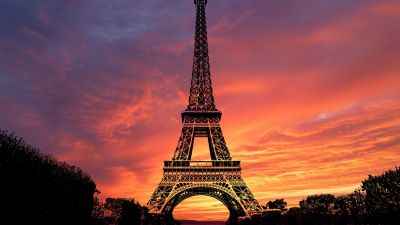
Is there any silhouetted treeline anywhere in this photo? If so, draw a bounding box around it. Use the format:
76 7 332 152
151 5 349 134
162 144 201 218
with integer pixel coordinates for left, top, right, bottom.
0 130 178 225
92 198 142 225
91 197 180 225
239 167 400 225
0 130 97 225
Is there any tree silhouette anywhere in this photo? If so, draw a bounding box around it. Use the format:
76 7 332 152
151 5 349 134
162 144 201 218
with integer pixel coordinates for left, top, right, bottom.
333 190 366 224
362 167 400 224
266 198 288 211
0 130 97 225
284 207 302 225
299 194 335 225
103 198 142 225
91 197 181 225
300 194 335 215
346 189 366 224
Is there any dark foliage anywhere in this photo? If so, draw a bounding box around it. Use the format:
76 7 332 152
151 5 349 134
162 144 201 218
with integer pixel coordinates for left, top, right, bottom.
92 197 142 225
237 167 400 225
91 197 180 225
299 194 335 216
362 167 400 224
333 189 366 224
266 199 287 211
299 194 335 224
283 207 302 225
105 198 142 225
0 130 97 225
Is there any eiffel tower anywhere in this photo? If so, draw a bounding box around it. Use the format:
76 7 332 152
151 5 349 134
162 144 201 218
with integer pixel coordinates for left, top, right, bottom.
147 0 263 218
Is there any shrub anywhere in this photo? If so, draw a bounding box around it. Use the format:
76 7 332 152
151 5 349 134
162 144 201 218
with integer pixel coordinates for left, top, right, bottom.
0 130 97 225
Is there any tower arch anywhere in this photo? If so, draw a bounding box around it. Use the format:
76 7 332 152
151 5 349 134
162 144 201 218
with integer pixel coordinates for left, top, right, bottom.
161 185 247 217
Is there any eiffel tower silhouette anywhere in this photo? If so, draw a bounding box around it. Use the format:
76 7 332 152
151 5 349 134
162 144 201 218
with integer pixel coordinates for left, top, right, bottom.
147 0 263 218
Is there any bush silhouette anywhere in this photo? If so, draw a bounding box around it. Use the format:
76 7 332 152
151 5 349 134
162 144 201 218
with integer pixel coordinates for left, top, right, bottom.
266 198 287 211
0 130 97 225
299 194 335 225
91 197 181 225
333 189 366 224
362 167 400 224
103 198 142 225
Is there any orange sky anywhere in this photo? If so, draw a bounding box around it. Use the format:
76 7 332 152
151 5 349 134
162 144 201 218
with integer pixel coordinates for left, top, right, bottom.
1 0 400 221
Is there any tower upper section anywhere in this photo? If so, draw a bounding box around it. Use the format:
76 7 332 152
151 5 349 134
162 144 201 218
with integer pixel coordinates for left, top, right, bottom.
194 0 207 6
186 0 217 112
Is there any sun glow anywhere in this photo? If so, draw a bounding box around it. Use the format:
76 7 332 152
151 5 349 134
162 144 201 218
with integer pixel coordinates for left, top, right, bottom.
173 196 229 221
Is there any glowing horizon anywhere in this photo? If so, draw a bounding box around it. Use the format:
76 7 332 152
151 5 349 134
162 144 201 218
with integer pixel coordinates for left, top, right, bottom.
1 0 400 221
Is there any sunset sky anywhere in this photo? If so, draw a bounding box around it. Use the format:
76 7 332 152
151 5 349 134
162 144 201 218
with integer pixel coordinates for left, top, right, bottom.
1 0 400 221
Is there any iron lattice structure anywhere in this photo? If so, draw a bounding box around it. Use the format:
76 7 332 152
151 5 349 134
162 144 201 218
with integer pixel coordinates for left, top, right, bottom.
147 0 263 218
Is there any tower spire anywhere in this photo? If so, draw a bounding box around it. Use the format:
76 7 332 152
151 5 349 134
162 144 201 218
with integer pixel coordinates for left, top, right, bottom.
187 0 216 111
